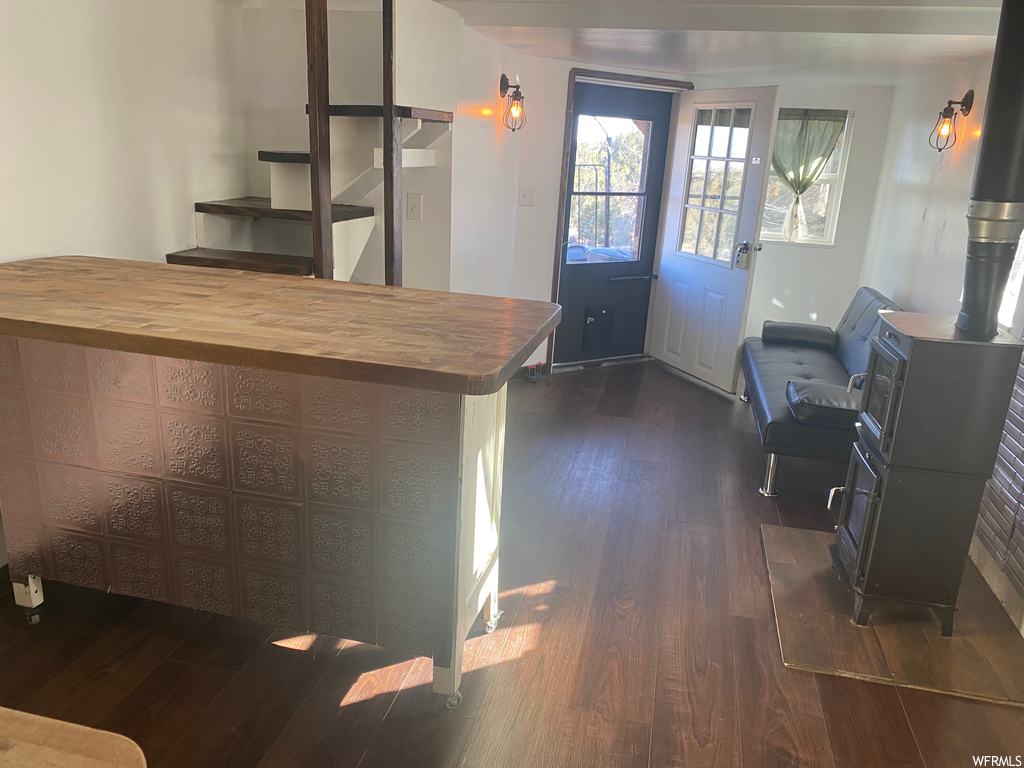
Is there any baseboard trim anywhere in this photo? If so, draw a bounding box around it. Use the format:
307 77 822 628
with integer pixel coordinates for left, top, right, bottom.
970 535 1024 640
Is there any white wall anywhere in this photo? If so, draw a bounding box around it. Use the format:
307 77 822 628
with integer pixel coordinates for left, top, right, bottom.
449 27 523 296
0 0 248 266
860 55 994 313
734 83 895 337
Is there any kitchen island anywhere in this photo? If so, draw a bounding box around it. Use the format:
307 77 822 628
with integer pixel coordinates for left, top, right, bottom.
0 255 560 706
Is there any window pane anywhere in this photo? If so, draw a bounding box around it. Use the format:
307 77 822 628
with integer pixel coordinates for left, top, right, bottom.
710 109 732 158
730 108 751 158
567 193 644 262
723 162 744 212
680 207 700 253
716 213 737 261
800 181 831 239
688 160 707 205
693 109 713 156
574 115 652 194
704 161 726 209
821 124 846 175
762 174 793 237
697 210 719 258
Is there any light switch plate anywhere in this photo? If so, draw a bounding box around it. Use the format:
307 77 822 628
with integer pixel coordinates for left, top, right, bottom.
518 186 535 207
407 192 423 221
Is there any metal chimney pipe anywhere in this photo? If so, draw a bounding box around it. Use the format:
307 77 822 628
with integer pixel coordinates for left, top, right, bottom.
956 0 1024 338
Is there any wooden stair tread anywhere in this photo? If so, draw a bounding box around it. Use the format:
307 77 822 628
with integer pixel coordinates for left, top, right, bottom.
166 248 314 276
193 196 374 223
306 104 453 123
257 150 311 164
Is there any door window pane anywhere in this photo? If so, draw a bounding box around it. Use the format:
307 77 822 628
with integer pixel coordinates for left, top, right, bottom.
687 160 707 205
567 194 645 262
710 109 732 158
697 210 719 259
723 162 744 212
574 115 652 194
716 213 737 262
680 207 700 253
693 109 713 156
704 161 726 208
730 108 751 158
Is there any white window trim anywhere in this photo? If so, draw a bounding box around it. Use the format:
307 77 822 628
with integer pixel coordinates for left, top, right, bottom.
761 111 855 247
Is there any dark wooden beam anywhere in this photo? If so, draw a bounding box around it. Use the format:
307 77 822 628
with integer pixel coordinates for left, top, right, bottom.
382 0 402 287
305 0 333 280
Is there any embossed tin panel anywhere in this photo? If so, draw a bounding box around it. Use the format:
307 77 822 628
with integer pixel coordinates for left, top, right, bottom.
19 339 88 396
235 495 303 569
303 431 376 511
241 566 305 629
229 422 302 501
4 519 49 581
47 529 108 590
28 393 96 467
380 441 459 522
160 412 229 488
165 483 233 557
300 376 377 435
227 367 300 425
308 575 376 644
100 474 167 545
0 389 34 458
86 349 156 405
94 403 162 477
307 505 375 583
37 463 102 534
380 387 459 447
110 541 171 602
0 456 40 521
156 357 225 415
0 337 22 388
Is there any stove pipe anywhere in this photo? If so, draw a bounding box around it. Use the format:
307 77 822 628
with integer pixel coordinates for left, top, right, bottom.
955 0 1024 338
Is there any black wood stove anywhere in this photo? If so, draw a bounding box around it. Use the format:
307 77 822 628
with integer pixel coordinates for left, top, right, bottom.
829 312 1021 635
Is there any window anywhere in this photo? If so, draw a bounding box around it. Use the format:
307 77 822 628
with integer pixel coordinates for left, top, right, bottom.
762 112 853 246
567 115 653 264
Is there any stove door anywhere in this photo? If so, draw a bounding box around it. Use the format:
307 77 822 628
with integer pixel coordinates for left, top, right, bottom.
860 337 905 459
835 441 882 588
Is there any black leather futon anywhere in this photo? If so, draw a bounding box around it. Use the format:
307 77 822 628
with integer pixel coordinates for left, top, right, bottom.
739 286 902 496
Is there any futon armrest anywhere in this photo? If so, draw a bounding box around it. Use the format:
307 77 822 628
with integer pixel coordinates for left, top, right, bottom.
762 321 836 350
786 380 862 429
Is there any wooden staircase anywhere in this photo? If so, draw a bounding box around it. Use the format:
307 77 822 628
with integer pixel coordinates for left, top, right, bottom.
167 104 451 280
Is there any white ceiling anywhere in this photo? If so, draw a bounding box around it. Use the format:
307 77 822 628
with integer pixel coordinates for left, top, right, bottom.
440 0 999 84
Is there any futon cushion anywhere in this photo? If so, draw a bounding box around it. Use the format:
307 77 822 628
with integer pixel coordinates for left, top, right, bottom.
786 380 862 429
740 339 857 460
762 321 836 351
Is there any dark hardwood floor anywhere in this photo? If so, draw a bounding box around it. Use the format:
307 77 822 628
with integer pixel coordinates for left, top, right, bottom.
1 360 1022 767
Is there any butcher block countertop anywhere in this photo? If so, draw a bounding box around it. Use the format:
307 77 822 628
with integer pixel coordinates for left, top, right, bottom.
0 256 561 395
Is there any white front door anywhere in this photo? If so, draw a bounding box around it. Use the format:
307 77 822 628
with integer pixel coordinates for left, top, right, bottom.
650 86 780 393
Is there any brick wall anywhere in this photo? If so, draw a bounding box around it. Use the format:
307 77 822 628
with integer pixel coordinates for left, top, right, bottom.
976 354 1024 600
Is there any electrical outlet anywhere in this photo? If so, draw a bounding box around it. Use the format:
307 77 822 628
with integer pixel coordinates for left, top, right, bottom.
406 192 423 221
518 186 535 207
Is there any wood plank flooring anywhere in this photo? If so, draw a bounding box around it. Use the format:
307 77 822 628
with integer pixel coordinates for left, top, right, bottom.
1 360 1022 767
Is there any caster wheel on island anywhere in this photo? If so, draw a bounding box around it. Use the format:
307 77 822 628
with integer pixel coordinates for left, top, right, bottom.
445 691 463 710
484 609 504 634
25 609 41 626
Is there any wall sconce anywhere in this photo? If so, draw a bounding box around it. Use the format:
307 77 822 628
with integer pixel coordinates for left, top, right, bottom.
929 90 974 152
500 73 526 133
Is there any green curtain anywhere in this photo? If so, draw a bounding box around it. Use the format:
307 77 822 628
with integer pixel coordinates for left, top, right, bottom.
770 108 848 240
